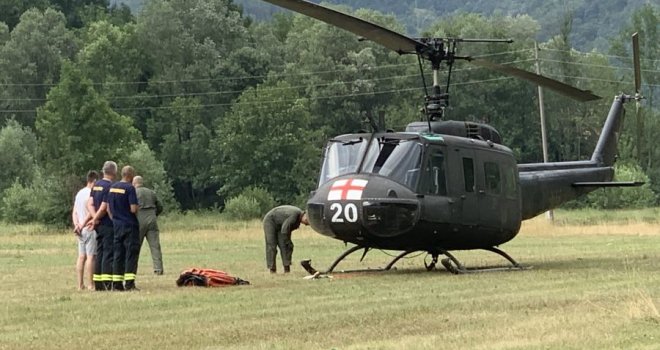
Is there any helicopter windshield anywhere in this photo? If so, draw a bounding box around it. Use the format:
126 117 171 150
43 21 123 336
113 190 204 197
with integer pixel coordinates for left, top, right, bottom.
319 138 369 185
362 139 423 189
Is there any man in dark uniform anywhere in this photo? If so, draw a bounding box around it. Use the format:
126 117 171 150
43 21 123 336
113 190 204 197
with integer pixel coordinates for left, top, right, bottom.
87 161 117 291
132 175 164 275
263 205 309 273
105 165 140 291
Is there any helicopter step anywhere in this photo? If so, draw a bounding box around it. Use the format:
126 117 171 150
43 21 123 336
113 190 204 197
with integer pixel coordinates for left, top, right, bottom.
432 247 531 274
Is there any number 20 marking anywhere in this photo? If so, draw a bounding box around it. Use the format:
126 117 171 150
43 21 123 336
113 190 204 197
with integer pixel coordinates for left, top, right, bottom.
330 203 358 223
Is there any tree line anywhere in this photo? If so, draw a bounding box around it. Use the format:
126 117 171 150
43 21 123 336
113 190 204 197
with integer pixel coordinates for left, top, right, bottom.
0 0 658 225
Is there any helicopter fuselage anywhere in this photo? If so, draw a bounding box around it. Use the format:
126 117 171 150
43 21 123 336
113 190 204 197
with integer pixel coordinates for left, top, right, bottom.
307 131 522 251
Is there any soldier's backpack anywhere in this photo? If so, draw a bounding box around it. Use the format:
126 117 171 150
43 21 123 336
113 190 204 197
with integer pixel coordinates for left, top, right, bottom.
176 268 250 287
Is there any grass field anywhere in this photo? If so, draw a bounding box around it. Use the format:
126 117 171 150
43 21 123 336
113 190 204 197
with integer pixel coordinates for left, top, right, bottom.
1 209 660 349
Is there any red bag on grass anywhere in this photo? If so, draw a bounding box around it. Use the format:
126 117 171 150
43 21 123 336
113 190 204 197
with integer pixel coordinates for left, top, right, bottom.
176 268 250 287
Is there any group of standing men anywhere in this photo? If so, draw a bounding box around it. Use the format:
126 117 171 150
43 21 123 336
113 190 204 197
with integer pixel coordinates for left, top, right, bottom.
72 161 163 291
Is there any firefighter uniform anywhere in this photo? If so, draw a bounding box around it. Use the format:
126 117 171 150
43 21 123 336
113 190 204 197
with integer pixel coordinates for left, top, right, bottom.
135 186 164 274
90 178 114 291
263 205 303 272
106 181 140 291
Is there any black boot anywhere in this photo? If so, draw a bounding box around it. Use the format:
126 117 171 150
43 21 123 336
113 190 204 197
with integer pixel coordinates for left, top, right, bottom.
124 281 139 291
284 266 291 273
112 281 125 291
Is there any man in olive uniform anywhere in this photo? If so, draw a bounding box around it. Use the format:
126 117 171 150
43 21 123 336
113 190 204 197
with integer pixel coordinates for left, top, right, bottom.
263 205 309 273
132 175 164 275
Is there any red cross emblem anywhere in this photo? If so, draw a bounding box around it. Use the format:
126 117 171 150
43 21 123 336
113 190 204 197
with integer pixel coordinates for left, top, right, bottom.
327 179 368 200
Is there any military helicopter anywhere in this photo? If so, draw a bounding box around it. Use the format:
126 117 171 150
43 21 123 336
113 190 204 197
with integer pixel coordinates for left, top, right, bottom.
262 0 645 274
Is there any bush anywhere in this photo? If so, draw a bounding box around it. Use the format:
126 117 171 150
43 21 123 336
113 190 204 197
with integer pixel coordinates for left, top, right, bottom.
223 194 262 221
1 180 40 223
239 186 276 217
223 187 276 221
585 162 656 209
1 171 80 226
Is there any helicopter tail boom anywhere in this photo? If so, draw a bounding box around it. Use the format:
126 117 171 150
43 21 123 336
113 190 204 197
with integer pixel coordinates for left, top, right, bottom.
518 95 629 219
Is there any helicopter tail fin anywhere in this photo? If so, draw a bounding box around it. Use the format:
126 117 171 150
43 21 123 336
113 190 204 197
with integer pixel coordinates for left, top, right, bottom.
590 95 626 167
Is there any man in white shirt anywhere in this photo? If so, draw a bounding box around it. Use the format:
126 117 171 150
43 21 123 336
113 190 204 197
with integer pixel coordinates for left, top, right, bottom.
72 170 99 290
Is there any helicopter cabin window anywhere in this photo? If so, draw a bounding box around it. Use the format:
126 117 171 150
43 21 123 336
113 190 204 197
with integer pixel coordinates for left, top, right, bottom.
484 162 501 194
361 138 423 189
319 138 368 185
422 148 447 196
462 157 475 192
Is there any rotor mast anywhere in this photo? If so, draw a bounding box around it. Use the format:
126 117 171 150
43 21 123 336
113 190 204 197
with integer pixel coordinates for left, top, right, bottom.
417 38 513 122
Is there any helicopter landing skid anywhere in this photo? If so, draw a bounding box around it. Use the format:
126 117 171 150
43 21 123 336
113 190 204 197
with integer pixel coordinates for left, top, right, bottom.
436 247 531 274
300 246 419 275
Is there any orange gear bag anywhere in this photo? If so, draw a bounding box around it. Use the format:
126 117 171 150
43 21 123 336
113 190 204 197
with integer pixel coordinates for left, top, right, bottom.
176 268 250 287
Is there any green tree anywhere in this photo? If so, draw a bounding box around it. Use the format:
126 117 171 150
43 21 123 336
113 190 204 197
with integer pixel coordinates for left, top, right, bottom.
0 8 76 127
36 61 138 176
132 0 267 208
0 119 38 193
76 20 149 130
280 7 417 138
213 81 321 203
0 0 50 30
426 13 545 162
153 97 216 208
124 142 179 212
610 4 659 198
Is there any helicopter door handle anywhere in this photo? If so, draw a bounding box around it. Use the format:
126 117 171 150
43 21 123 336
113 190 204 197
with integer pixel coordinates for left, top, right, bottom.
478 190 485 194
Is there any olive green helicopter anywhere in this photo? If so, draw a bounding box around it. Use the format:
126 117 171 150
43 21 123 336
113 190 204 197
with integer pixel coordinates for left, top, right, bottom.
262 0 645 275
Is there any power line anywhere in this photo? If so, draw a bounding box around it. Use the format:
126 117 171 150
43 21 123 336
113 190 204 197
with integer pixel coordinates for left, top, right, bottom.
0 74 421 102
0 63 414 88
545 73 660 87
542 48 660 64
539 58 660 73
0 50 534 88
0 59 533 102
0 75 514 114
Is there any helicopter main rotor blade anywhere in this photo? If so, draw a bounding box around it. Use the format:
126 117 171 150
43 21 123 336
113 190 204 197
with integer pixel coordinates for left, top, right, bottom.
261 0 426 55
632 32 641 94
469 58 601 102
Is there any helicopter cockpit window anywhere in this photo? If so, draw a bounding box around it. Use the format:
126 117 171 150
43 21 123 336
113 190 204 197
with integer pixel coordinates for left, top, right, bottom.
484 162 501 194
421 148 447 195
362 139 423 189
319 138 368 185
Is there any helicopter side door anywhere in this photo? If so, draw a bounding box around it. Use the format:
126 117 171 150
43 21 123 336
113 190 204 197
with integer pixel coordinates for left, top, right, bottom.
475 151 520 230
419 145 453 224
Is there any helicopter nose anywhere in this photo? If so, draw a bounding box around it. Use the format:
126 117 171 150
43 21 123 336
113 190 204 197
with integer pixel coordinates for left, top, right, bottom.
362 200 419 237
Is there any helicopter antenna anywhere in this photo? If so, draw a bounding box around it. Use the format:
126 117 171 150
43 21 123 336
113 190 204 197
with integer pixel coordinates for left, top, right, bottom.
416 54 433 131
444 41 457 109
417 55 429 97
